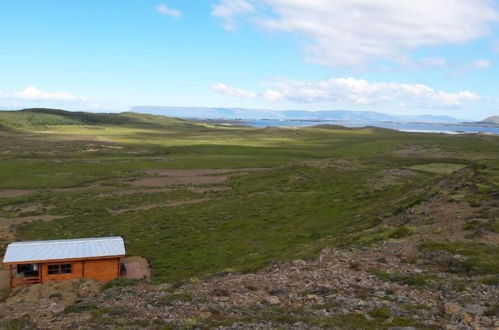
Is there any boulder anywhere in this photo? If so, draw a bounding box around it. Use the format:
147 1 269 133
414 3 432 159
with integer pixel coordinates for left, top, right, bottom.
121 256 151 280
444 302 462 315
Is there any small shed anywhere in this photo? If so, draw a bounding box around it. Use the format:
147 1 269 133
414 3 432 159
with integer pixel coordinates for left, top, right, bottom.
2 237 126 288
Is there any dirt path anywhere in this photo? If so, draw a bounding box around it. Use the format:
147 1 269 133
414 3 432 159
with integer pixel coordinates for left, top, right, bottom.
109 199 209 215
128 168 268 187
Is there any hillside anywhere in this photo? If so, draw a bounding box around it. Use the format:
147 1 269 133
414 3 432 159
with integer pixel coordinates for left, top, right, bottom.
0 109 498 328
0 108 189 131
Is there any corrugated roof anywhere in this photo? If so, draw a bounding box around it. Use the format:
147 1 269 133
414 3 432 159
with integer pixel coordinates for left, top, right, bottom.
2 237 126 263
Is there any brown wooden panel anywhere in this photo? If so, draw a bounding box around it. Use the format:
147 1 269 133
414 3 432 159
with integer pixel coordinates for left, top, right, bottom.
41 261 83 283
83 258 120 283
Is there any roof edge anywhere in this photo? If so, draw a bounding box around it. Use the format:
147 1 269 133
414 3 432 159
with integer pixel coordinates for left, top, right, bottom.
3 254 126 265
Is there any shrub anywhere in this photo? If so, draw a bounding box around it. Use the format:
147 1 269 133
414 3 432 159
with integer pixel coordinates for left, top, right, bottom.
101 278 139 290
63 301 98 314
419 241 499 275
388 226 413 239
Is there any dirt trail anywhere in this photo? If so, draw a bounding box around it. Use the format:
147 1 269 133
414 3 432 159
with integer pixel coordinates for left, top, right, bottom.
0 190 37 199
110 199 208 215
129 168 268 187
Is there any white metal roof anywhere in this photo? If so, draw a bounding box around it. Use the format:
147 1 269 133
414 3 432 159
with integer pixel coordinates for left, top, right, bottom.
2 237 126 264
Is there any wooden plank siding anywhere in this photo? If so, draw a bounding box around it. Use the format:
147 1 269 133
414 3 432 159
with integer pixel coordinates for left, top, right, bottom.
82 258 120 282
9 257 121 288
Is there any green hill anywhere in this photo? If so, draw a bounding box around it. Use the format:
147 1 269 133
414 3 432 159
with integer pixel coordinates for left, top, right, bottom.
0 108 188 131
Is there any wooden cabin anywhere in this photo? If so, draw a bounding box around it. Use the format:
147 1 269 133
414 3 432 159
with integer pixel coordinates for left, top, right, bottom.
2 237 126 288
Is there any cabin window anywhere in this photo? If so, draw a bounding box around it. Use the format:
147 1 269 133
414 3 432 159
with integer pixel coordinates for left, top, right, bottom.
61 264 72 274
47 264 72 275
48 264 59 274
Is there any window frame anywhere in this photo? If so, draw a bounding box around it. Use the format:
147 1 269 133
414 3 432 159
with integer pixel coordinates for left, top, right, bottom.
47 263 72 275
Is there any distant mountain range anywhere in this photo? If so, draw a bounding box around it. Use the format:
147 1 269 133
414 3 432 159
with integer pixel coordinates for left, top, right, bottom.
474 116 499 125
130 106 466 124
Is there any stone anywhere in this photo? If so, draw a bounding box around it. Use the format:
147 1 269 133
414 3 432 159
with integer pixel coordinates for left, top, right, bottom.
48 303 65 314
463 304 486 315
461 312 474 323
156 283 171 291
450 312 474 324
444 302 462 315
292 259 307 267
291 322 308 330
198 311 212 319
264 296 280 305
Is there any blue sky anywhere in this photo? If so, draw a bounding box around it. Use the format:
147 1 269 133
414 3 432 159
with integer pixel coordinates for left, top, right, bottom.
0 0 498 120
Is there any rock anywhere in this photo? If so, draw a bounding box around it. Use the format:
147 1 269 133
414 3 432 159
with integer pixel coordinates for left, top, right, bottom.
463 304 486 315
444 302 462 315
292 259 307 267
156 283 171 291
121 256 151 280
48 303 65 314
450 312 474 324
198 311 212 319
6 279 101 307
291 321 309 330
264 296 280 305
388 327 416 330
461 312 474 323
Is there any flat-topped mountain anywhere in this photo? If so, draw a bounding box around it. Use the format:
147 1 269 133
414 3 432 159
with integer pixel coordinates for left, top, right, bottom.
131 106 464 123
482 116 499 124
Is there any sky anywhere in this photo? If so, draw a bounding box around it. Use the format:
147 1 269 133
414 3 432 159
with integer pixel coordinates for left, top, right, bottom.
0 0 499 120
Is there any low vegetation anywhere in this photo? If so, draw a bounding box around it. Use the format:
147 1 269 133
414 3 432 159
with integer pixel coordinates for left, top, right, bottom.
0 109 498 288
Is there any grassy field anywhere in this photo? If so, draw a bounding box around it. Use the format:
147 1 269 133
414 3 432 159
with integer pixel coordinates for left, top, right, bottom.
1 108 498 284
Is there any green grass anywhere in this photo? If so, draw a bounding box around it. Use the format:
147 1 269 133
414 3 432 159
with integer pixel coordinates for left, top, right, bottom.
0 319 36 330
409 163 467 174
209 305 416 329
419 241 499 275
63 302 99 314
371 270 440 289
101 278 141 290
1 108 498 284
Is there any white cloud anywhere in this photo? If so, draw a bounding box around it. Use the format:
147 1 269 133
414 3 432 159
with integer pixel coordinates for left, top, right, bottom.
418 57 448 69
211 0 254 30
468 59 493 69
211 83 258 98
213 77 480 109
156 4 181 18
11 86 86 101
212 0 499 66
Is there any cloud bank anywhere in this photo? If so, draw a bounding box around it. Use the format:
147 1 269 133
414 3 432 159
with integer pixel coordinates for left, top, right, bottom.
10 86 86 102
212 0 499 66
212 77 480 109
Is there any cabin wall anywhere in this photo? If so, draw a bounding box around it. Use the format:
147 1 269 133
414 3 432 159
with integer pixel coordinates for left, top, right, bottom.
11 257 121 287
82 258 120 283
41 261 83 283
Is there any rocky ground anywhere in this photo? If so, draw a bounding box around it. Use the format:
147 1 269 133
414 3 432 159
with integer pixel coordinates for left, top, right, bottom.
0 241 497 329
0 171 498 329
